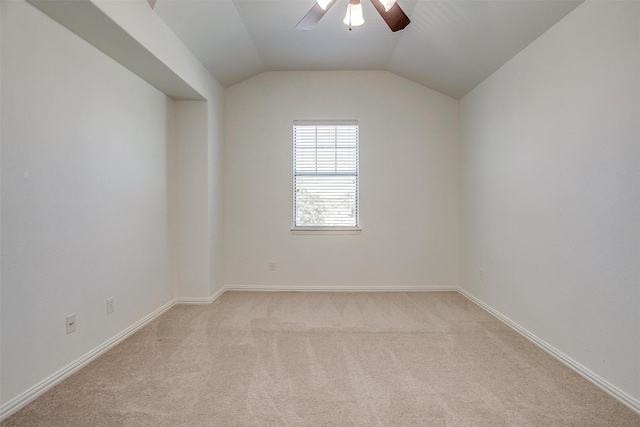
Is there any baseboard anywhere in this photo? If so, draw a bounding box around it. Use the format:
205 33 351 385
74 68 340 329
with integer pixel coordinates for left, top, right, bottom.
0 287 228 421
225 284 458 292
174 286 226 305
0 298 176 422
457 288 640 415
8 286 635 421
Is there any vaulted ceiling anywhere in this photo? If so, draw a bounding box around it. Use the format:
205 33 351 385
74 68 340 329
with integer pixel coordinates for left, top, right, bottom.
153 0 583 99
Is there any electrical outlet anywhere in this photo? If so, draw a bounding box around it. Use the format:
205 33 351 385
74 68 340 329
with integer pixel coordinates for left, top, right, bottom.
269 261 276 272
107 297 115 314
479 269 484 281
66 314 76 334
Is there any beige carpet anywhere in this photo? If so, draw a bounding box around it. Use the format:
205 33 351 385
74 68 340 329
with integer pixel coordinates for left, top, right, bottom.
2 291 639 426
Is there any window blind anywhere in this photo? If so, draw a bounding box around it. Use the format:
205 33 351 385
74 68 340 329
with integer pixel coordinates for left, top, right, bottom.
293 121 359 227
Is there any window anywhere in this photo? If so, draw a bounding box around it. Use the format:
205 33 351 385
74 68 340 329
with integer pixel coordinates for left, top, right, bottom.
293 121 359 231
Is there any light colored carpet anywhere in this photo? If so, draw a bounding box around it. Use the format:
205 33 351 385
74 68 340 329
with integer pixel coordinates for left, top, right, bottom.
2 291 639 426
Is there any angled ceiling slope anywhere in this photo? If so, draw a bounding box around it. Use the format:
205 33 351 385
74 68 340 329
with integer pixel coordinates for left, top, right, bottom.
154 0 583 99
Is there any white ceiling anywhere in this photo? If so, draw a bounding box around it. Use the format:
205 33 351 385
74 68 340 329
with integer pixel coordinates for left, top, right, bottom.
153 0 583 99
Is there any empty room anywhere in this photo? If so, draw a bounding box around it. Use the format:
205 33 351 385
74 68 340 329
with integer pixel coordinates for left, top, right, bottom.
1 0 638 425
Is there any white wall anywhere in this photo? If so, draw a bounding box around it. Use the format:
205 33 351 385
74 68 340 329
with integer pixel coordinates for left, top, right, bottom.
2 1 225 412
224 71 459 289
0 0 175 405
89 0 226 300
460 0 639 404
174 101 211 297
208 92 225 296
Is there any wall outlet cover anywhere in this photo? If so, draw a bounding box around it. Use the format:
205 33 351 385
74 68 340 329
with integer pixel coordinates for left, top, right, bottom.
66 314 76 334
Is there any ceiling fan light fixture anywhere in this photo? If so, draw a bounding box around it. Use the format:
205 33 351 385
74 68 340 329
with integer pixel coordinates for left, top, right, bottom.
343 0 365 29
316 0 332 11
378 0 396 12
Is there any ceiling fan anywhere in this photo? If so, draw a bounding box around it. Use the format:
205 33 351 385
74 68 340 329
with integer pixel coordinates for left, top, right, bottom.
297 0 410 32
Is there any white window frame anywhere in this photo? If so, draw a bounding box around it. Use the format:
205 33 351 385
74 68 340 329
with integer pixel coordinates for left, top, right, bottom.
292 120 361 234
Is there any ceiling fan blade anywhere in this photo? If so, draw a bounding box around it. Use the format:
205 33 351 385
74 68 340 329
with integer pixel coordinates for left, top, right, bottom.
296 0 337 30
370 0 410 32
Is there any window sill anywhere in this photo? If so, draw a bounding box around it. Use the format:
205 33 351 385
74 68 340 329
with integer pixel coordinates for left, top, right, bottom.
291 227 362 235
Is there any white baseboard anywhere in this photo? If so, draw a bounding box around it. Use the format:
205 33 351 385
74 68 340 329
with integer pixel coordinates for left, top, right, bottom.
174 286 226 305
0 284 455 421
0 287 228 421
4 286 637 421
0 287 231 422
225 284 458 292
457 288 640 415
0 298 176 422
